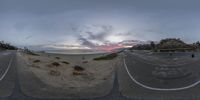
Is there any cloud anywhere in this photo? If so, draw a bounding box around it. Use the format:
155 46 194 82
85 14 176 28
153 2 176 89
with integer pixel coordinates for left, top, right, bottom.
78 36 97 48
75 25 115 49
25 35 33 40
2 0 200 48
86 25 113 41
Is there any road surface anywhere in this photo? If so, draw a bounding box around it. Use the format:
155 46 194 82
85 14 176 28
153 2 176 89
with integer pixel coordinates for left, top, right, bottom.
119 51 200 100
124 51 200 90
0 50 130 100
1 50 200 100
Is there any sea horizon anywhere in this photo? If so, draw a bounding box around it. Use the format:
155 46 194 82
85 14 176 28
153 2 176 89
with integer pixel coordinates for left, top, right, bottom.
44 49 112 54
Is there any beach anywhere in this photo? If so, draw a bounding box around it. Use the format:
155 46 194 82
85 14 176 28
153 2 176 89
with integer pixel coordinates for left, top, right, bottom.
19 51 118 90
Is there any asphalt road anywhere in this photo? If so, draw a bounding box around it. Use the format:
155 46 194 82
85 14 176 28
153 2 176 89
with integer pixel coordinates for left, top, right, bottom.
0 50 130 100
0 50 16 97
120 51 200 100
124 51 200 90
1 50 200 100
0 51 14 80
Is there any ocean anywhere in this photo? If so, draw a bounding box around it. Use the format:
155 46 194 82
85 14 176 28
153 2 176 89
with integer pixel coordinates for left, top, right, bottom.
45 49 111 54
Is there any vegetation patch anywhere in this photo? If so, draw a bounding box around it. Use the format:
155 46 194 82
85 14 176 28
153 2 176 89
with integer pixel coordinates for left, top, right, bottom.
47 62 61 68
93 53 118 60
130 38 198 52
55 57 60 59
23 47 40 56
82 61 88 63
0 41 17 50
74 65 84 71
33 60 41 63
72 70 86 75
72 65 85 75
61 61 69 64
51 62 60 67
49 70 61 76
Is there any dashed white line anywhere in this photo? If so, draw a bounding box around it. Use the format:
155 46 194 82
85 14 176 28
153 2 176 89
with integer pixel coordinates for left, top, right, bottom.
123 58 200 91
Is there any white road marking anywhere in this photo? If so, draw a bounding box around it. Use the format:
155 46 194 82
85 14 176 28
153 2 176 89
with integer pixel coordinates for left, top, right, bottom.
0 54 14 81
123 58 200 91
127 51 198 67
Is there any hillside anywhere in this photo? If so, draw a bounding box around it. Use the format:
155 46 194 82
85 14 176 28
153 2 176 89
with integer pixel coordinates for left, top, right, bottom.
157 38 191 49
131 38 196 52
0 41 17 50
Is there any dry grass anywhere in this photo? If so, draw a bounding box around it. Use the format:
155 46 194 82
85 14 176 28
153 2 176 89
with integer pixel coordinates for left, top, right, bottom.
72 70 86 75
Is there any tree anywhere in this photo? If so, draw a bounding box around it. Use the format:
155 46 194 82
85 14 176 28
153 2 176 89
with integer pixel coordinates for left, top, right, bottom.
0 41 17 50
196 41 200 46
150 41 155 50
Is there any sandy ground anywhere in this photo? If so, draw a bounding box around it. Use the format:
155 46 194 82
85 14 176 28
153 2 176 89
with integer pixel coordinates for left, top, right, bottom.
20 52 116 89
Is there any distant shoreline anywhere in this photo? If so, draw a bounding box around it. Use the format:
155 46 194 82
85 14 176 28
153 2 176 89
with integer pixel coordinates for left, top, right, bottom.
45 50 111 55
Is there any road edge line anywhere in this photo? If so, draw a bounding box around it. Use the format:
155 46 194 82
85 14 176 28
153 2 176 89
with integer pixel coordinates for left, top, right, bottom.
123 58 200 91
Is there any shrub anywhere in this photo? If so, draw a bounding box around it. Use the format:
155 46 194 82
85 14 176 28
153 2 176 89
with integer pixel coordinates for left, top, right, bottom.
61 61 69 64
33 60 40 63
74 65 84 71
93 53 118 60
23 47 39 56
51 62 60 67
0 41 17 50
55 57 60 59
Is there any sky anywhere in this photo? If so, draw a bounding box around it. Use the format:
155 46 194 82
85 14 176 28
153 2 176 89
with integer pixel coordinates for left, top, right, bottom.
1 0 200 50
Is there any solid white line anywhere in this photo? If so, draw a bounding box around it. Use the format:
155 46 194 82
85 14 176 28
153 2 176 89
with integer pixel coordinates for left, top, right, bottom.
123 58 200 91
0 55 14 81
